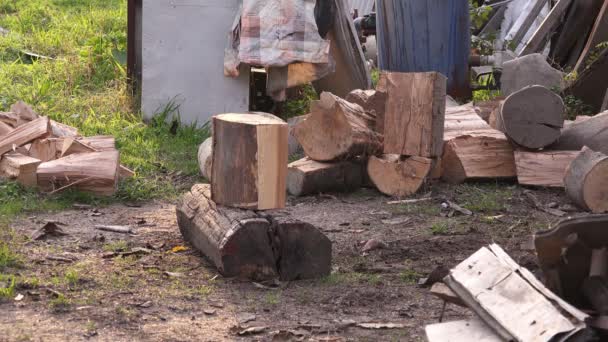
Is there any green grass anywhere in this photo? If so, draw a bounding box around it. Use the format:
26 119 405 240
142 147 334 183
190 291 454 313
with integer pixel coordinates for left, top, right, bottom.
455 183 514 213
429 222 450 235
0 242 20 270
0 274 16 300
0 0 210 221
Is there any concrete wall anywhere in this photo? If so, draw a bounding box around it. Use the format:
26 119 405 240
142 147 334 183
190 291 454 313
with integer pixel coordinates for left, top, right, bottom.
142 0 249 126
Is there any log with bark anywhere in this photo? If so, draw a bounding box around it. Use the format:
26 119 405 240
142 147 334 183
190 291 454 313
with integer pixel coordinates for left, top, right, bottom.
0 153 41 187
294 92 382 161
197 137 213 180
176 184 331 281
345 89 388 134
37 150 120 196
496 85 564 149
564 147 608 213
367 155 433 197
0 117 51 156
550 111 608 154
212 113 288 210
515 150 580 188
287 157 364 197
378 71 446 157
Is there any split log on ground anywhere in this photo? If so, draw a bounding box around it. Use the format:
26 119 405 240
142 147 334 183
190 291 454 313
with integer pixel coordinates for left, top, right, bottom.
212 113 288 210
50 120 79 138
345 89 388 134
0 117 51 156
496 85 564 149
367 155 433 197
564 147 608 213
197 137 213 180
441 104 516 184
28 138 61 162
0 121 13 136
378 72 446 157
550 111 608 154
287 157 364 197
176 184 331 281
37 150 120 196
60 137 96 157
78 136 116 151
474 97 504 123
0 112 19 128
514 150 580 188
10 101 38 125
294 92 382 161
0 153 41 187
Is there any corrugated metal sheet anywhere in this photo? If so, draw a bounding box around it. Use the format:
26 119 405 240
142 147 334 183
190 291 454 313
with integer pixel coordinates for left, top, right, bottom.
348 0 375 16
376 0 471 97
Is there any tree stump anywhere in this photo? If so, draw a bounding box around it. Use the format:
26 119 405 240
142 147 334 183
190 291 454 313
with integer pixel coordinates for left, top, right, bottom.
294 92 382 162
287 157 364 196
564 147 608 213
367 155 433 197
212 113 288 210
496 85 564 149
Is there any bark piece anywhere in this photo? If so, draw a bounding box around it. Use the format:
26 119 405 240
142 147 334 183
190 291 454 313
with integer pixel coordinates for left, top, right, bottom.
496 85 564 149
212 113 288 210
0 153 41 187
367 155 433 197
378 72 446 157
345 89 388 134
564 147 608 213
37 150 120 196
176 184 331 281
287 157 363 197
294 92 382 161
197 137 213 180
551 111 608 154
515 150 580 188
0 117 51 156
78 136 116 151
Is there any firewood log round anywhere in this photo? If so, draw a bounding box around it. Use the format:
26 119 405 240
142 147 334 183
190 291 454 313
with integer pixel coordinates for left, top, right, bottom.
287 157 363 196
197 137 213 180
564 147 608 213
367 155 433 197
551 111 608 154
496 85 564 149
294 92 382 162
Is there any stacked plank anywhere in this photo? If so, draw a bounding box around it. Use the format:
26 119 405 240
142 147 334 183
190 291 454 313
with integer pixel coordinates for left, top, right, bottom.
0 102 130 195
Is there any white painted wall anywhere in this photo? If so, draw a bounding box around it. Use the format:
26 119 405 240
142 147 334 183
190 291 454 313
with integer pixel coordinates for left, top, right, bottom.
142 0 249 126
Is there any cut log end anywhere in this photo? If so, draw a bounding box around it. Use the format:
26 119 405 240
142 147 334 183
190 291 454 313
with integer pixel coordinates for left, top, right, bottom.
565 148 608 213
367 155 433 197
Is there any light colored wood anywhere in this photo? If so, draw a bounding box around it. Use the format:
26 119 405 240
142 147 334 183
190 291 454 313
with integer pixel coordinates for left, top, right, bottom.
0 153 42 187
0 121 13 136
573 0 608 72
515 150 580 187
552 111 608 154
119 165 135 179
444 244 586 341
0 112 18 128
78 136 116 151
367 155 433 197
507 0 550 49
60 137 96 157
197 137 213 180
28 138 62 162
564 147 608 213
37 150 120 196
345 89 387 134
287 157 363 196
426 319 502 342
50 120 79 138
474 98 504 123
10 101 38 125
0 116 51 156
294 92 382 161
212 113 288 210
519 0 574 55
378 71 446 158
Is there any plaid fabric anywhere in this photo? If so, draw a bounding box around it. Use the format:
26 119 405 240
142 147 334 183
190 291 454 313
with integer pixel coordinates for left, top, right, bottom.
239 0 330 67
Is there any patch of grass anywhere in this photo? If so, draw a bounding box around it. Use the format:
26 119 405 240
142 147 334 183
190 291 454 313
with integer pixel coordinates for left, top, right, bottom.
102 240 128 253
456 183 513 213
264 292 281 306
282 84 318 119
320 271 383 286
399 269 421 285
0 242 20 270
0 274 16 300
390 203 441 216
429 222 450 235
64 269 80 287
49 294 71 311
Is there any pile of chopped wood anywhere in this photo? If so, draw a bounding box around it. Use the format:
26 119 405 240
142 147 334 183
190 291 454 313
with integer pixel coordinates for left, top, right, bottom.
0 101 132 195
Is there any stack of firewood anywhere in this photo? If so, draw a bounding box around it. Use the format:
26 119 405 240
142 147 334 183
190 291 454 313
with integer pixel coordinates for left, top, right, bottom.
0 101 132 195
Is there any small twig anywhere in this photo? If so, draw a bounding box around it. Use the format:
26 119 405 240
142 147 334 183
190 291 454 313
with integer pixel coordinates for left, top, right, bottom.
387 197 433 205
47 177 97 195
95 225 133 234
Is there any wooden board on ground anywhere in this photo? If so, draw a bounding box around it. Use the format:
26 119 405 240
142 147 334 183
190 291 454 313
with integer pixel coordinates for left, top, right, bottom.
426 319 502 342
367 155 433 197
496 85 564 149
345 89 388 134
0 153 42 187
294 92 382 162
0 117 51 156
176 184 331 281
212 113 288 210
514 150 579 188
37 150 120 196
378 72 446 157
287 157 364 197
564 147 608 213
551 111 608 154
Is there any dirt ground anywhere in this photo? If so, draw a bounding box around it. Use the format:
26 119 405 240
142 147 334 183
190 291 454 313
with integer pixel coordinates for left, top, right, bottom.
0 182 588 342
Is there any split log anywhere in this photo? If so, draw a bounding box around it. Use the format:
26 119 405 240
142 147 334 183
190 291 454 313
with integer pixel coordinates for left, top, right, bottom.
0 112 18 128
176 184 331 281
60 138 95 157
378 72 447 157
37 150 120 196
515 151 580 188
496 85 564 149
78 136 116 151
474 97 505 123
294 92 382 161
10 101 38 125
197 137 213 180
550 111 608 154
28 138 61 162
50 120 79 138
0 117 51 156
287 157 363 197
367 155 433 197
0 153 41 187
212 113 288 210
564 147 608 213
441 104 516 184
345 89 388 134
0 121 13 136
563 115 592 130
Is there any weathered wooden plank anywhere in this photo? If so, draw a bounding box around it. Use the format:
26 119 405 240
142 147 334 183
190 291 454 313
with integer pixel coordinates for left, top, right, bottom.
520 0 573 55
